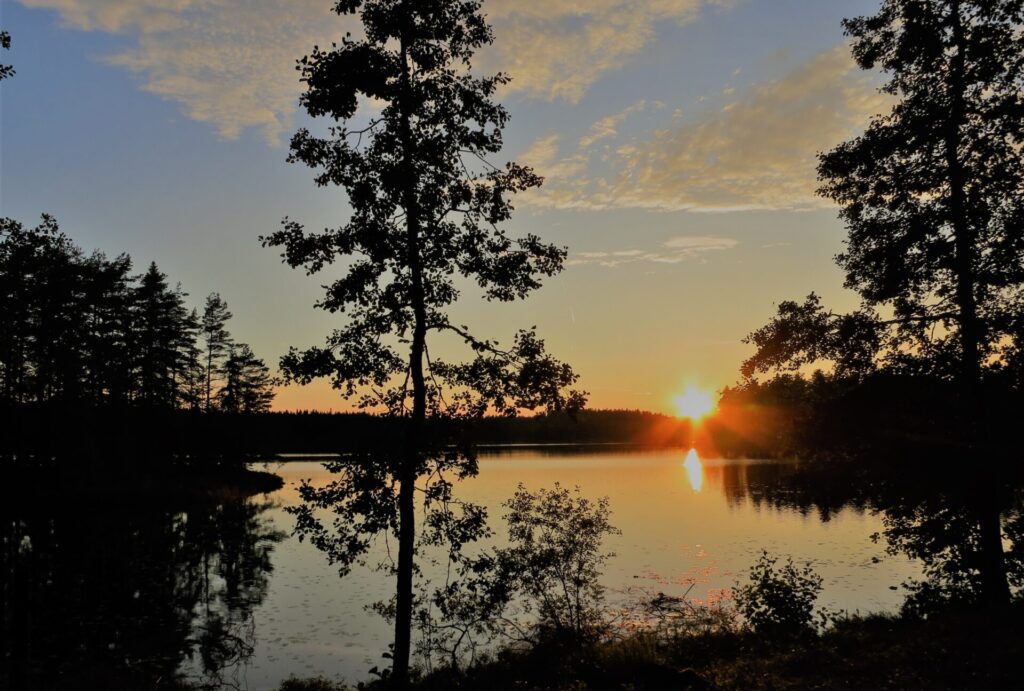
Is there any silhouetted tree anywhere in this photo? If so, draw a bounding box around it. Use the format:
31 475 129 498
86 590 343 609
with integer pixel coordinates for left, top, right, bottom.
262 0 584 680
416 484 619 669
132 263 194 407
219 344 275 413
80 252 136 405
744 0 1024 607
200 293 233 411
179 307 207 410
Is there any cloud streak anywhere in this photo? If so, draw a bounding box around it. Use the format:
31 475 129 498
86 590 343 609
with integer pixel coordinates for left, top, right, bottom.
521 45 892 212
23 0 344 145
20 0 732 144
568 234 738 267
484 1 732 102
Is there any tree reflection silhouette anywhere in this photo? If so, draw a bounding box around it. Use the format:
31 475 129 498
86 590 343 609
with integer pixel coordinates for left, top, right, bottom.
1 491 284 690
741 449 1024 613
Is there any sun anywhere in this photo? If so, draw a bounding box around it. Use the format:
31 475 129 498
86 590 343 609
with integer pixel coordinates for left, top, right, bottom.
673 386 715 420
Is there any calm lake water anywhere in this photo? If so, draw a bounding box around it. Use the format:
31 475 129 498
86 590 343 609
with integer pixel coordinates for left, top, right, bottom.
237 448 918 689
3 447 921 690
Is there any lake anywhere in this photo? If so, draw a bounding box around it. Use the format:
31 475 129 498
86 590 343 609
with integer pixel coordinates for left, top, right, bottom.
239 447 917 689
2 447 920 690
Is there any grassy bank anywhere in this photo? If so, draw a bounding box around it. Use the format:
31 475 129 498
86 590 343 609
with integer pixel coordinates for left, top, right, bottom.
276 604 1024 691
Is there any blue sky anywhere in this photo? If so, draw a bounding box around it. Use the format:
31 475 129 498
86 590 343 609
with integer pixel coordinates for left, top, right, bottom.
1 0 886 412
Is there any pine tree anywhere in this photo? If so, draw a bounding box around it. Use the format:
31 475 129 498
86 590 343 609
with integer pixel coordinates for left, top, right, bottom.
219 344 275 413
200 293 233 411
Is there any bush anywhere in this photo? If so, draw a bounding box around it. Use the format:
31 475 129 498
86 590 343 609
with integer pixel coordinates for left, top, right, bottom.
418 483 621 669
733 551 823 635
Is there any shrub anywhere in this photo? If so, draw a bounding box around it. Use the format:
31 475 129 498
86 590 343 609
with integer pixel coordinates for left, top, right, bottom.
733 551 823 635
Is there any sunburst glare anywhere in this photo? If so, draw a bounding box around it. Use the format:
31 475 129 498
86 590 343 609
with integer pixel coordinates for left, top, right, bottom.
673 386 715 420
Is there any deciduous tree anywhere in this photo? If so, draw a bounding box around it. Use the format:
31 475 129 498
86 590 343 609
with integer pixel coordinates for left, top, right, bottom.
262 0 584 679
744 0 1024 607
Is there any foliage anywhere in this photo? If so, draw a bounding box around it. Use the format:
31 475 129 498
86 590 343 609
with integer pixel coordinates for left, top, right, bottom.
497 484 620 638
741 294 881 380
733 551 823 636
744 0 1024 387
415 484 619 670
740 0 1024 608
0 215 272 412
1 29 13 81
201 293 233 411
219 344 276 413
264 0 583 679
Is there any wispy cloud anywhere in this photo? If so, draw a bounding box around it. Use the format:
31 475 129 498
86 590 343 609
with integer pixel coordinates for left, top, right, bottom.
484 1 733 102
22 0 343 145
20 0 734 144
521 45 891 212
569 234 738 267
579 100 646 149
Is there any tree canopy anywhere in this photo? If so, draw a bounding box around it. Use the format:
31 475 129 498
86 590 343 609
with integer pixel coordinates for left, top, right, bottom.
0 215 272 412
262 0 584 679
744 0 1024 390
1 29 13 81
741 0 1024 608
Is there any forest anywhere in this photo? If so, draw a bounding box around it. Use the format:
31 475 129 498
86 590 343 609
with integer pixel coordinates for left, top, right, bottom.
5 1 1024 690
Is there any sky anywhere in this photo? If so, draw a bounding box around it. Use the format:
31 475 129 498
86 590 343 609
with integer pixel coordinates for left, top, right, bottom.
0 0 889 414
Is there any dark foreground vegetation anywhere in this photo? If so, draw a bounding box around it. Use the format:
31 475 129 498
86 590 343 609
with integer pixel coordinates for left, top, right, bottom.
276 606 1024 691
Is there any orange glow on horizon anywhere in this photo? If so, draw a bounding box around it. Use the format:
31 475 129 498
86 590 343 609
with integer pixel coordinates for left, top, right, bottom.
673 386 716 420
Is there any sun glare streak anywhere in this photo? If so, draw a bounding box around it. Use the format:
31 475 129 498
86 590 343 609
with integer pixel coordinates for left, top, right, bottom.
683 448 703 492
673 386 715 420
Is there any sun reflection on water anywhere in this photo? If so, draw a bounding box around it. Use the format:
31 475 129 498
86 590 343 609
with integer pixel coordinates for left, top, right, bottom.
683 448 703 492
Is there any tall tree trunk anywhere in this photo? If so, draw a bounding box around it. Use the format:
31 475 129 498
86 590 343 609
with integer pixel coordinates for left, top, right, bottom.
946 0 1009 606
392 22 424 684
205 345 213 412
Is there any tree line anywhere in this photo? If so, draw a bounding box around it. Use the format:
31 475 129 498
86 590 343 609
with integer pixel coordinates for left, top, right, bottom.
0 215 274 413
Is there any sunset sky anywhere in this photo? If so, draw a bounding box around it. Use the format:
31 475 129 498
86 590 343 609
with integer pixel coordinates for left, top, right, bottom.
1 0 888 413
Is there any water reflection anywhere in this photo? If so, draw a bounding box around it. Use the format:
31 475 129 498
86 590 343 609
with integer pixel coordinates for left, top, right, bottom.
0 489 284 690
740 450 1024 611
2 450 931 689
683 448 703 492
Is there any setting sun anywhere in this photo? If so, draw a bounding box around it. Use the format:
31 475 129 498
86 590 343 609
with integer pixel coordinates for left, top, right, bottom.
673 386 715 420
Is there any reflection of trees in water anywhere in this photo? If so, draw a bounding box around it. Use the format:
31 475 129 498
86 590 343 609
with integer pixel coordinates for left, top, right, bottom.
732 452 1024 612
1 494 284 689
702 461 863 518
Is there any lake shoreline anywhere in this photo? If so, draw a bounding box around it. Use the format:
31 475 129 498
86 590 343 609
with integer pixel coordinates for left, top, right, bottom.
1 464 284 504
273 604 1024 691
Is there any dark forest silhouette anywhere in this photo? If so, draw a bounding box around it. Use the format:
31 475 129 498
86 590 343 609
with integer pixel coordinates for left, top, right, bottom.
0 216 276 468
0 216 274 412
1 490 284 690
